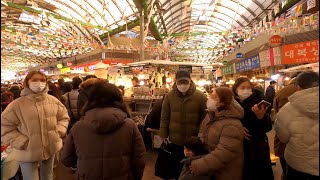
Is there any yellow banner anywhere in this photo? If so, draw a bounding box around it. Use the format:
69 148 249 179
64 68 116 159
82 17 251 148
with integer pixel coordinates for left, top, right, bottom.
60 67 70 74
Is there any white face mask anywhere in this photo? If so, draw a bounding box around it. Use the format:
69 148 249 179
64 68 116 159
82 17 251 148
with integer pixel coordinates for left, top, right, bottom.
206 97 219 111
29 82 46 93
177 84 190 93
237 89 252 100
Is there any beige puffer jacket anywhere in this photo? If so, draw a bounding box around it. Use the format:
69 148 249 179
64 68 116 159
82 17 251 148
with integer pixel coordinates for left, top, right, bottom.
192 99 244 180
275 87 319 176
1 87 70 162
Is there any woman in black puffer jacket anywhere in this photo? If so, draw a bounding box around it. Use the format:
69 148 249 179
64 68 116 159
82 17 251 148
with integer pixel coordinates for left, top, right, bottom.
232 77 274 180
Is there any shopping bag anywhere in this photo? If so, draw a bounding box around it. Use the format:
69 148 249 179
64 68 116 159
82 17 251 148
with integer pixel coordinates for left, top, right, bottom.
154 139 184 179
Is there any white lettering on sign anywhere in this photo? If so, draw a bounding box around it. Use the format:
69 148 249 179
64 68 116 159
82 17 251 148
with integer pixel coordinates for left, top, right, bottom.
297 49 307 57
285 50 294 58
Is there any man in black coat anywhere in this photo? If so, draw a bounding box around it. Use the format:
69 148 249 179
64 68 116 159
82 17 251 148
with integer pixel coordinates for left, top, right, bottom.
265 80 277 114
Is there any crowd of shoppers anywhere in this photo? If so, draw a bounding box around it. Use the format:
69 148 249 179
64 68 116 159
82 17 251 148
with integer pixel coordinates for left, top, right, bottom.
1 69 318 180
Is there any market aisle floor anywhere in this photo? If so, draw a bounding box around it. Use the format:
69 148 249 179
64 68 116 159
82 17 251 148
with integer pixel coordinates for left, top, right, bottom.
55 126 282 180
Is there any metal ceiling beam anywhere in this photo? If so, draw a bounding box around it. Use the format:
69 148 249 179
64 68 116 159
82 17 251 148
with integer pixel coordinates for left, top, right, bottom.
161 32 221 37
69 0 100 25
251 0 264 10
133 0 163 41
167 17 227 32
216 3 250 23
169 22 224 34
5 2 103 29
230 0 256 17
97 0 117 23
154 1 168 34
82 1 109 26
212 10 244 27
162 6 190 23
99 18 140 40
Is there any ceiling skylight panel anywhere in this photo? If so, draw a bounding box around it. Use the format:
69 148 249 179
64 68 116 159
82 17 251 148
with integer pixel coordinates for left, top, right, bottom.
214 12 235 24
217 6 241 20
208 18 232 29
108 1 123 21
221 0 247 14
105 12 116 25
46 0 85 22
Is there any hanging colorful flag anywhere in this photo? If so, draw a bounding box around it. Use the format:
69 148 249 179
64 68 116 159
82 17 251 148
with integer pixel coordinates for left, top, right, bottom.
282 0 288 8
291 6 297 17
295 4 302 17
307 0 316 11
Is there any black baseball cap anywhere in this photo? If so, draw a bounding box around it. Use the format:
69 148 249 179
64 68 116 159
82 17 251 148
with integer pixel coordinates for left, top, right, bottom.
176 70 191 81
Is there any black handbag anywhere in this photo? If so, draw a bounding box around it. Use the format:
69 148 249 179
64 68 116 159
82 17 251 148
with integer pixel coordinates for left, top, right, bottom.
154 139 184 179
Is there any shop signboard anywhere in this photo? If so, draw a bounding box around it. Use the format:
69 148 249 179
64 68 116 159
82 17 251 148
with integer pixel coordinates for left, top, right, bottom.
108 67 118 75
272 46 282 65
269 35 282 47
282 40 319 64
60 67 70 74
124 67 132 74
235 54 261 73
259 50 271 67
179 65 192 73
221 64 235 75
236 53 244 60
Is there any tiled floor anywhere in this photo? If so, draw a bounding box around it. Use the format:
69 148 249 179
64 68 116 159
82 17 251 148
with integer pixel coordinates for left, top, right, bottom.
55 126 282 180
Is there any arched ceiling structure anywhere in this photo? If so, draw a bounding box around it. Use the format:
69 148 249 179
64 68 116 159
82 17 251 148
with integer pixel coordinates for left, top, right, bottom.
152 0 277 63
1 0 279 76
1 0 139 74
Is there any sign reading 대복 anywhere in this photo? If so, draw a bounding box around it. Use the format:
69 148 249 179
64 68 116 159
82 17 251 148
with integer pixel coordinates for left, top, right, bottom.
282 40 319 64
235 54 261 73
221 64 235 75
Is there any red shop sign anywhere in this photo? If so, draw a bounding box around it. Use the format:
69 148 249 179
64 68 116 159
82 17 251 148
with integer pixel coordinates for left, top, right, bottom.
269 35 282 47
282 40 319 65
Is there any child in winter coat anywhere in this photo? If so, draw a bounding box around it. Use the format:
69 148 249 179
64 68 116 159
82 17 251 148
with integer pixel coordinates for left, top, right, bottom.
178 137 211 180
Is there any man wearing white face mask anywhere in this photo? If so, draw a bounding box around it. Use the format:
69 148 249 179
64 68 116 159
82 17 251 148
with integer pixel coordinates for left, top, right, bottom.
159 70 207 179
1 70 70 180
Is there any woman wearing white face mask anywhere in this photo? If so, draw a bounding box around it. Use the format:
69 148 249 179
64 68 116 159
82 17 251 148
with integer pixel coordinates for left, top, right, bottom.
232 77 274 180
190 87 245 180
1 70 70 180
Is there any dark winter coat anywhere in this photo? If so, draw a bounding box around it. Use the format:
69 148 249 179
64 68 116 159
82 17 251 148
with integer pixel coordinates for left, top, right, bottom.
145 98 164 130
61 108 146 180
178 156 211 180
8 86 21 100
77 79 98 117
235 89 274 180
160 82 207 146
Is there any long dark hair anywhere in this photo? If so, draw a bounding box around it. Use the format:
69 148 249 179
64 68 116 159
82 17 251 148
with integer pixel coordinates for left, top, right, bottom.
81 79 130 117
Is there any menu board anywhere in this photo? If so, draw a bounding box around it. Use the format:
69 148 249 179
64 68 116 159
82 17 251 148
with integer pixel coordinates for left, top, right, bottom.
235 54 261 73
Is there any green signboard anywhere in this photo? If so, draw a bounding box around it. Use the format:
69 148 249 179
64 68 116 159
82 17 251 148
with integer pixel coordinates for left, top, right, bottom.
222 64 235 75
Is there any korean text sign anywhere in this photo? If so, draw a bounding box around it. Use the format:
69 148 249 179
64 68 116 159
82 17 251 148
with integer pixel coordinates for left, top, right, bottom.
235 54 261 73
222 64 235 75
282 40 319 64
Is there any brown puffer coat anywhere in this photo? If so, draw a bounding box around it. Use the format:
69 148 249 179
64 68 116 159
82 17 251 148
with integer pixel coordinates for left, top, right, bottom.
191 99 244 180
61 108 146 180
